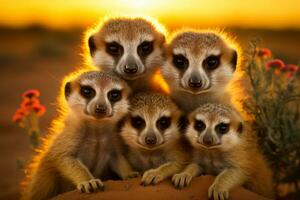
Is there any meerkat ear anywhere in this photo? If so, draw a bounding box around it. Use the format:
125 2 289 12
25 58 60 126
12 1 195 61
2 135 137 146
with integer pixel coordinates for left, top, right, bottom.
64 82 72 100
158 33 166 47
88 35 96 56
230 49 238 71
237 122 243 134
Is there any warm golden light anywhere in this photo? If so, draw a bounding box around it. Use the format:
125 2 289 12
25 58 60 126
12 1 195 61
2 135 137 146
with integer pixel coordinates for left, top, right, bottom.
1 0 300 29
152 70 170 95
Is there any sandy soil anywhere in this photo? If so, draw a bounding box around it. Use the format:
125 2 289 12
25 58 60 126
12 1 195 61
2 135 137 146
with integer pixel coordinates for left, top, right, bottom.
52 176 270 200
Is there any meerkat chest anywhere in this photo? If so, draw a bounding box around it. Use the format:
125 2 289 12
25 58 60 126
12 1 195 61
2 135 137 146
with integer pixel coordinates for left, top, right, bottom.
77 133 113 175
129 151 167 173
196 151 227 175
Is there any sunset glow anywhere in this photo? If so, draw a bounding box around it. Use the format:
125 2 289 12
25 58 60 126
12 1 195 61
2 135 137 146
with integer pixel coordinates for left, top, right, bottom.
1 0 300 29
152 70 170 95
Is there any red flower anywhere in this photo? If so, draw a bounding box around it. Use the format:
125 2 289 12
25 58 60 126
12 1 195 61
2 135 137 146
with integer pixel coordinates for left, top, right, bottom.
285 72 293 79
16 108 29 117
257 48 272 58
22 89 40 99
12 114 23 123
21 98 40 110
281 64 299 79
285 64 299 72
32 105 46 116
265 59 285 71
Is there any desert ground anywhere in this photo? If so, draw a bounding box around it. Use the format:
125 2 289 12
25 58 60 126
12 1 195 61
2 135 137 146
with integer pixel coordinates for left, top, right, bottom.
0 25 299 200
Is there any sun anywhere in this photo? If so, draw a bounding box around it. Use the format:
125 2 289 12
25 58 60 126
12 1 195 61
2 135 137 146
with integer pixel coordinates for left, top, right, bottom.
119 0 163 10
120 0 155 9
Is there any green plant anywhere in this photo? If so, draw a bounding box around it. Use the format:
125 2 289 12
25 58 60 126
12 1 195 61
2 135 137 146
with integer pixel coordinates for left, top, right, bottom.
243 43 300 199
12 89 46 168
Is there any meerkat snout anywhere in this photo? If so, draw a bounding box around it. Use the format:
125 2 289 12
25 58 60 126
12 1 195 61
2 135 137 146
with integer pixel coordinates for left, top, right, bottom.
145 132 157 145
94 104 108 115
87 17 166 84
187 103 243 149
163 30 238 95
121 93 181 150
202 132 214 146
123 55 139 75
188 74 203 89
65 71 130 121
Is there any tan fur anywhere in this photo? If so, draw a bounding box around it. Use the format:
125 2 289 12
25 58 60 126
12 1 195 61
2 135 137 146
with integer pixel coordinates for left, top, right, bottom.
87 17 166 93
21 71 137 200
120 93 190 186
162 29 240 113
173 103 274 199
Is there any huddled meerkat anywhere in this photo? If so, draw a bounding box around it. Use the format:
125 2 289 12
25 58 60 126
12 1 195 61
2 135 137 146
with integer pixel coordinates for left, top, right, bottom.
162 30 239 113
87 17 167 93
21 71 138 200
120 92 190 186
172 103 274 200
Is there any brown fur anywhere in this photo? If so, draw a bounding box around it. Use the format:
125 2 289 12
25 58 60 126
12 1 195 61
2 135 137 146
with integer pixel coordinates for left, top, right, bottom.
87 17 166 93
120 93 190 186
173 103 274 199
162 29 240 113
21 71 137 200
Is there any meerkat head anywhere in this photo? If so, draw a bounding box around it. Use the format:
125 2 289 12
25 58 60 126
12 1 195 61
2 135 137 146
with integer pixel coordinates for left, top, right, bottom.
162 30 238 95
186 103 243 150
87 17 166 80
120 93 181 150
64 71 131 122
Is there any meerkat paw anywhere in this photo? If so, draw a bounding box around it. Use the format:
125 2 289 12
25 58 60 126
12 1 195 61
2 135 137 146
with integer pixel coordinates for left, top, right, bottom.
124 171 140 180
141 169 165 186
208 182 229 200
77 178 104 193
172 172 193 189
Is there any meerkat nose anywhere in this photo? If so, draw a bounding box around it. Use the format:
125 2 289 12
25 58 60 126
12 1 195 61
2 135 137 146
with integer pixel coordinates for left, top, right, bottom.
203 134 214 146
188 76 202 88
124 65 138 74
145 134 157 145
95 104 107 114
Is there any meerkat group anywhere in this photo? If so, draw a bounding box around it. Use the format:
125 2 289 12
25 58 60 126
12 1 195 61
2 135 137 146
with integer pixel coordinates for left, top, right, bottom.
21 17 274 200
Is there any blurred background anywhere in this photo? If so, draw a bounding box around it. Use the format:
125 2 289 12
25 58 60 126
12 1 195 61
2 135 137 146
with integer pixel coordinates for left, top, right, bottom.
0 0 299 199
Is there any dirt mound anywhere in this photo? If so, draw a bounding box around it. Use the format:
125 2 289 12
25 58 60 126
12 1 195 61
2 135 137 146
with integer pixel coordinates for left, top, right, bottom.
52 175 270 200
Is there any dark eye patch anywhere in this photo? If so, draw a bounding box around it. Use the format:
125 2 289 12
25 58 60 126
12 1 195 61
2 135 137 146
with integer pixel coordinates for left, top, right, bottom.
156 116 171 131
138 41 154 57
80 85 96 99
215 123 230 134
203 55 220 70
131 116 145 130
194 120 206 132
107 89 122 102
105 42 123 57
173 54 189 70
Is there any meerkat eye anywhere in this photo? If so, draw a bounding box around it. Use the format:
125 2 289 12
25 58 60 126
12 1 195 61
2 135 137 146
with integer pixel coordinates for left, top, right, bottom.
106 42 123 56
215 123 230 134
138 41 154 56
107 89 122 102
194 120 206 132
157 117 171 131
131 116 145 129
80 85 96 99
173 54 189 70
204 55 220 70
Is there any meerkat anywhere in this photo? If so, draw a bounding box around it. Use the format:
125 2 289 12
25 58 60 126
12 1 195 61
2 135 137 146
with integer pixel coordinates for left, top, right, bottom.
87 17 167 93
21 71 138 200
172 103 274 200
161 30 239 113
120 92 190 186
